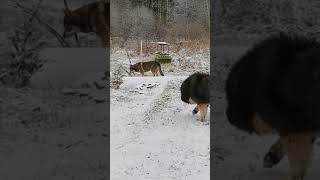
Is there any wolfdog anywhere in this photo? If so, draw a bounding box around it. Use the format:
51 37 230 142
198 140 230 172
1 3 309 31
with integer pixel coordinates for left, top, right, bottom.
130 61 164 76
63 0 110 47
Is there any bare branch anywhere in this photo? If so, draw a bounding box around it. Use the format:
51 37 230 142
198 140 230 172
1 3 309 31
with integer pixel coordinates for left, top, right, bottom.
14 1 71 47
125 48 132 65
63 0 70 11
120 65 132 76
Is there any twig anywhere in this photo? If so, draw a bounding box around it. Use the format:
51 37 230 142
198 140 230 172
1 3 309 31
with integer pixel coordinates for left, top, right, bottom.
21 0 43 51
125 48 132 65
9 35 20 52
64 140 85 149
14 1 71 47
47 80 54 90
120 65 132 76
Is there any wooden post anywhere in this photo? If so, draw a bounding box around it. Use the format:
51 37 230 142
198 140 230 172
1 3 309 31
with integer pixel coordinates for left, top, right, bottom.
140 39 143 57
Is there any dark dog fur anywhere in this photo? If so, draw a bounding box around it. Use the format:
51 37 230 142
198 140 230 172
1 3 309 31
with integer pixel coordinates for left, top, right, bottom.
181 72 209 121
226 33 320 134
181 72 209 104
225 33 320 180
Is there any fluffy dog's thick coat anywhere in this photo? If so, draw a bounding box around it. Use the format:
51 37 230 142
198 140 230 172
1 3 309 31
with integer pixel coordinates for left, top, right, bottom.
225 33 320 180
181 72 209 121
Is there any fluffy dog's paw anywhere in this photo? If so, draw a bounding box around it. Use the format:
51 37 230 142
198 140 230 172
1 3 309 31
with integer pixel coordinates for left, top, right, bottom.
192 108 198 115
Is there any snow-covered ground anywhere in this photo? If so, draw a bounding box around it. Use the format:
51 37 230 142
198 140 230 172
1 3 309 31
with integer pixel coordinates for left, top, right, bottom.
0 48 108 180
0 2 108 179
110 48 209 77
111 76 209 180
110 49 210 179
211 36 320 180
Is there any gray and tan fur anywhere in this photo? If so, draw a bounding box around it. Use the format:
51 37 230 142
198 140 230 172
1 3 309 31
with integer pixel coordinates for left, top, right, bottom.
63 0 110 47
129 61 164 76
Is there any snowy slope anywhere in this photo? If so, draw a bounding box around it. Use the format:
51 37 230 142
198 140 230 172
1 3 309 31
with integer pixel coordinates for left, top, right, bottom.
0 47 108 180
111 76 210 180
30 48 107 89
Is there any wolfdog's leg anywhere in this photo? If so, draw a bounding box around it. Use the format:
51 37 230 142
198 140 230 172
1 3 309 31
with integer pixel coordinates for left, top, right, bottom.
192 105 199 115
263 137 286 168
198 103 208 122
282 133 314 180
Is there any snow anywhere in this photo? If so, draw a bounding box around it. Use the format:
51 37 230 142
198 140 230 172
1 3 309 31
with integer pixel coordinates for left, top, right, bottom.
111 58 210 179
30 48 107 89
0 1 110 179
3 0 104 48
110 48 209 77
110 42 209 179
0 48 108 180
156 42 169 45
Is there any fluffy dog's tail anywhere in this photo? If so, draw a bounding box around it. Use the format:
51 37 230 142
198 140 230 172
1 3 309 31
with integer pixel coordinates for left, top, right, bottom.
180 77 190 103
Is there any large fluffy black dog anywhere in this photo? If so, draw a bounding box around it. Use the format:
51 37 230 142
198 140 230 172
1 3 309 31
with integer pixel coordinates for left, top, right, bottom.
181 72 209 121
225 33 320 180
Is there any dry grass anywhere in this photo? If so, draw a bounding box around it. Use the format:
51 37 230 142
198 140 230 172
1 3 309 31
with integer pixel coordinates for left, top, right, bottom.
111 37 209 57
111 65 125 89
